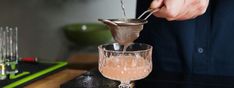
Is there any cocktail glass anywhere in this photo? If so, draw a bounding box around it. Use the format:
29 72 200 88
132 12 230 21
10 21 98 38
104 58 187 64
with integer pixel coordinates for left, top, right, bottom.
98 43 152 88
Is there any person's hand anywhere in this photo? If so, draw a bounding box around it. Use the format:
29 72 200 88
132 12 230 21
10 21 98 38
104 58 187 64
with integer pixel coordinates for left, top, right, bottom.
150 0 209 21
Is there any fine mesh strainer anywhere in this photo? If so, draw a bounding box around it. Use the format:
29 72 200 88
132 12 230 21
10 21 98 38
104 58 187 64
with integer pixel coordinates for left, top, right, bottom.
99 9 159 45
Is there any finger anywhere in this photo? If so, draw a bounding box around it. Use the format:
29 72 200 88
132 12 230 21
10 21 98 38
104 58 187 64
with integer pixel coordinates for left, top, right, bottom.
166 5 189 21
153 0 184 19
153 6 173 19
154 6 183 21
150 0 164 9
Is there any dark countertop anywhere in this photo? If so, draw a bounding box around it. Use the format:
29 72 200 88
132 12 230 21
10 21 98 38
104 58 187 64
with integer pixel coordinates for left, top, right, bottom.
61 69 234 88
136 71 234 88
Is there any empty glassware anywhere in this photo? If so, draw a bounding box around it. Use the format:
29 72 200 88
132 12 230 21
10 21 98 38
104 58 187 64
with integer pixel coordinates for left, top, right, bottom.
0 26 19 80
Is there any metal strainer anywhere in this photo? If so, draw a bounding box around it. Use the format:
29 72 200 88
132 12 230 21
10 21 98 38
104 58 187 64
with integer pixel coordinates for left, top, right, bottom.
99 9 159 45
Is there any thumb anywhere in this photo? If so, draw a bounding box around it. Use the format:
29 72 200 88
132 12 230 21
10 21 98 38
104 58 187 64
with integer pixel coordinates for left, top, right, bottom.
150 0 164 9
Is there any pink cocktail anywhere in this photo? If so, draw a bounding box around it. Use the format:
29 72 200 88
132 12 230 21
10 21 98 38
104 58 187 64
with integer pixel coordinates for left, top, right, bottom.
98 43 152 88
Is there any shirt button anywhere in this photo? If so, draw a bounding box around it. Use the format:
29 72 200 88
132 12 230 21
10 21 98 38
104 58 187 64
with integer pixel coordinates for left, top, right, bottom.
197 48 204 53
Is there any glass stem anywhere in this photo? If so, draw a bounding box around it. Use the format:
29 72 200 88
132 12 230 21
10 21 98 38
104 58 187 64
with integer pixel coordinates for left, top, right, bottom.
119 81 131 88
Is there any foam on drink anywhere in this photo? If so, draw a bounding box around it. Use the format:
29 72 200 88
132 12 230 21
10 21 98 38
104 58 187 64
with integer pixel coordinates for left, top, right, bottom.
99 55 152 81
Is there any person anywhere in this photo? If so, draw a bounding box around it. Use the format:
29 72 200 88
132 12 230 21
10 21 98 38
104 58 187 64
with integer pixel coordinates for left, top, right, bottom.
135 0 234 76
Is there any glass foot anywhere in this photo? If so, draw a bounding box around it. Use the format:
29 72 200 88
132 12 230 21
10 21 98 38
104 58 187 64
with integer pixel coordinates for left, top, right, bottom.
119 81 131 88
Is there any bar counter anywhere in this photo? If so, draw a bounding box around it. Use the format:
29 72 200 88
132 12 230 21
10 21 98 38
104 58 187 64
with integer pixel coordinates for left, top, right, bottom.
2 53 234 88
61 69 234 88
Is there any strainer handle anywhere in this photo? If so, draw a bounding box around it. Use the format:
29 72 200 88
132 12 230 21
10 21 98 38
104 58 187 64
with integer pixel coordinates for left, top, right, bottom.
137 9 159 20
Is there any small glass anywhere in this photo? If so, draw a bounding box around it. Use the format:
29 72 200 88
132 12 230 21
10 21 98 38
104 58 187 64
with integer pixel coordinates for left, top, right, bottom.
98 43 152 88
0 26 19 75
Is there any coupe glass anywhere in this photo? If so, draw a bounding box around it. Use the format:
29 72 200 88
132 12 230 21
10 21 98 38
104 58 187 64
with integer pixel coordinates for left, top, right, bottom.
98 43 152 88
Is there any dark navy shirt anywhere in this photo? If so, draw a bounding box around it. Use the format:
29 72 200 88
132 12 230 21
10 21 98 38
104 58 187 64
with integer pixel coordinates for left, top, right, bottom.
135 0 234 76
